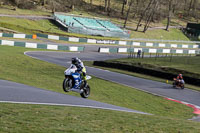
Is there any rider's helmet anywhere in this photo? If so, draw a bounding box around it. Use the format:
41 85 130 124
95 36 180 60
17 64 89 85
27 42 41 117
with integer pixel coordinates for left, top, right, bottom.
71 57 79 65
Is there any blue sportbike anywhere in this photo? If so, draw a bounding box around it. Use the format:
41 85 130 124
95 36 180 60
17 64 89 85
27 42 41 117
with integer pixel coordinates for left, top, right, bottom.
63 64 91 98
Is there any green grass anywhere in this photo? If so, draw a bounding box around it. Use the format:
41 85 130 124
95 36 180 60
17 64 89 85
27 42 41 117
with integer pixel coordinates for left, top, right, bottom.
129 28 191 41
0 45 200 132
0 17 119 40
0 17 67 35
0 45 196 118
0 5 51 16
1 103 200 133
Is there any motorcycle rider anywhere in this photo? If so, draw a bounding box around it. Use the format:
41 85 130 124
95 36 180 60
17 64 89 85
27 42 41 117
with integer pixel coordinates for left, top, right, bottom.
176 74 185 85
71 57 86 89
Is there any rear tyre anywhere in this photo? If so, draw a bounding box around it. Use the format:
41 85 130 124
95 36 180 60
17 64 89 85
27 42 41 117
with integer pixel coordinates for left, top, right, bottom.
181 84 184 89
80 83 90 98
63 78 72 92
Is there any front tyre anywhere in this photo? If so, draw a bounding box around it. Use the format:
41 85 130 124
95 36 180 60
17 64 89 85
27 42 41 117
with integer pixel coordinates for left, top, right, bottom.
63 78 72 92
172 82 176 88
80 84 90 98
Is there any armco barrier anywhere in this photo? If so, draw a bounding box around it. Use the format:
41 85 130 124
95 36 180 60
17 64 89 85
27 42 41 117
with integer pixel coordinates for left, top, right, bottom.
93 61 200 86
98 47 199 54
0 39 85 52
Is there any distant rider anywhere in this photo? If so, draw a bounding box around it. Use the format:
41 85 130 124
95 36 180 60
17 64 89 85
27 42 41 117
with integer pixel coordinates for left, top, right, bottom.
176 74 184 85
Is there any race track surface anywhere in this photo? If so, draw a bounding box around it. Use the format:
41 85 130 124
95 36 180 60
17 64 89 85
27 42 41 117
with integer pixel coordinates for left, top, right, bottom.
25 51 200 107
0 51 150 114
0 79 148 114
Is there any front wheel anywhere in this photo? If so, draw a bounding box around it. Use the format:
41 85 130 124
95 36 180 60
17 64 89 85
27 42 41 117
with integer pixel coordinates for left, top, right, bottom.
172 82 176 88
63 78 72 92
80 83 90 98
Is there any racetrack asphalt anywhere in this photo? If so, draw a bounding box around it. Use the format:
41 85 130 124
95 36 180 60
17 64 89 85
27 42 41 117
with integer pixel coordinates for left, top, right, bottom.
1 50 200 116
0 51 150 115
0 79 148 114
25 51 200 108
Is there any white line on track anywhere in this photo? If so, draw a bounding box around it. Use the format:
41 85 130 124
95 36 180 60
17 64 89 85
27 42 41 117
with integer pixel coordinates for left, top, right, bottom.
0 100 150 115
24 51 200 117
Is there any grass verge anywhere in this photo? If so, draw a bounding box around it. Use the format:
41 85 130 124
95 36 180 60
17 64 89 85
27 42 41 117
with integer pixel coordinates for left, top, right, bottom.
0 46 200 132
0 17 119 40
0 45 197 118
0 103 200 133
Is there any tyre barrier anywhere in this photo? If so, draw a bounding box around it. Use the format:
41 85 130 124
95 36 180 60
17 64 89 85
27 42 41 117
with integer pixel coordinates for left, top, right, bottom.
93 61 200 86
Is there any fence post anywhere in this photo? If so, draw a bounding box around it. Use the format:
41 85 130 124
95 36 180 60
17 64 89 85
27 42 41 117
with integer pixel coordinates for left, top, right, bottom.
155 53 157 60
170 53 173 62
142 52 144 58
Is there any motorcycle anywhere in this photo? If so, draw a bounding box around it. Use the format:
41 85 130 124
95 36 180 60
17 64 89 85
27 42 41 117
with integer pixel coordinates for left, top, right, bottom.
63 64 91 98
172 78 185 89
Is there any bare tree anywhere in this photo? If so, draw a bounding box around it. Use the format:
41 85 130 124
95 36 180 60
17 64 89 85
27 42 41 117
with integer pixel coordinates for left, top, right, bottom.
136 0 155 31
166 0 173 31
132 0 140 19
104 0 111 15
192 0 198 17
105 0 108 12
41 0 45 6
121 0 127 15
108 0 111 12
123 0 133 28
143 0 159 32
187 0 193 15
11 0 20 6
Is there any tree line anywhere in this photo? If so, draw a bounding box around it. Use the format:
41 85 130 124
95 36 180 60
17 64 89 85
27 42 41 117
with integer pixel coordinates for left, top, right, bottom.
86 0 200 32
3 0 200 32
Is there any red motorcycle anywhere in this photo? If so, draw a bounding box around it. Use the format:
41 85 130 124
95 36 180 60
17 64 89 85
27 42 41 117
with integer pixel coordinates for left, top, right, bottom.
172 78 184 89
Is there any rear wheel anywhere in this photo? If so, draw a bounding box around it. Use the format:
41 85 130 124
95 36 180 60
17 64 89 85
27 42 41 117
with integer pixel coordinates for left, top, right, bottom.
63 78 72 92
80 83 90 98
181 84 184 89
